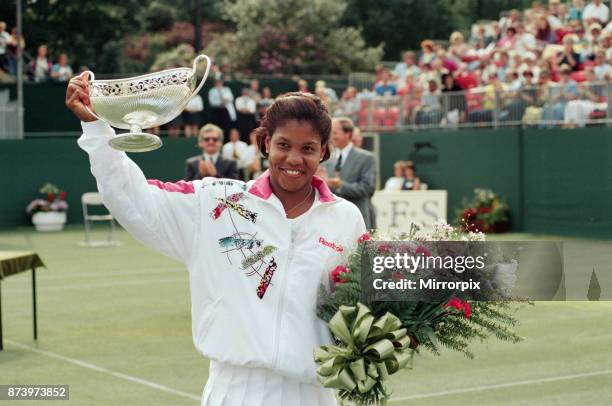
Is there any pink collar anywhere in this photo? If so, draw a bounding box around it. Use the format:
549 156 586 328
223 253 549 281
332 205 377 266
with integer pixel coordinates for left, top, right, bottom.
248 170 336 203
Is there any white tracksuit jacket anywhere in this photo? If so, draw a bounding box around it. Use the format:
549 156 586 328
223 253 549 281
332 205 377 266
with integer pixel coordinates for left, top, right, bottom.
78 121 366 385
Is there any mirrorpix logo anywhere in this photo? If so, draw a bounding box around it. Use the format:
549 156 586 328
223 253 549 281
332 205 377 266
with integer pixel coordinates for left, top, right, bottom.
318 237 344 253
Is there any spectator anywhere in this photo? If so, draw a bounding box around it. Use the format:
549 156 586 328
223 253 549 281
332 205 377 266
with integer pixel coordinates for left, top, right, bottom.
498 25 518 49
419 40 437 67
222 128 249 179
242 131 267 181
393 51 421 84
500 9 522 33
564 68 605 127
7 27 25 76
384 161 407 191
184 124 238 181
441 73 466 124
515 23 538 53
583 0 609 25
323 117 376 229
257 87 274 120
568 0 585 21
414 80 443 126
50 53 73 82
297 79 309 93
547 0 564 30
315 80 338 102
334 86 360 123
471 24 495 49
0 22 10 73
183 93 204 138
540 64 577 126
401 161 422 191
374 69 398 96
536 14 557 44
208 78 236 141
30 44 52 82
248 79 261 104
235 87 257 143
558 35 581 71
593 50 611 80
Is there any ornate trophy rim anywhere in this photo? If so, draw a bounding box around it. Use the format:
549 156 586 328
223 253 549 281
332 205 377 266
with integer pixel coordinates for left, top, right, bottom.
84 54 212 153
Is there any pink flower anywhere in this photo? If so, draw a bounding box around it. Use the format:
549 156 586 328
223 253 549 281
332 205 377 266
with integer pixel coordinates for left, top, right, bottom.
357 233 371 244
331 265 350 284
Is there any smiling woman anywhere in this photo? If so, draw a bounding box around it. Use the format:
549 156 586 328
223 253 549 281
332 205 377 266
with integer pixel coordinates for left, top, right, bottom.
253 93 332 218
67 79 366 405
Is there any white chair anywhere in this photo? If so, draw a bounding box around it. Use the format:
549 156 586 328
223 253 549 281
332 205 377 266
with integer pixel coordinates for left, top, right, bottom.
80 192 119 247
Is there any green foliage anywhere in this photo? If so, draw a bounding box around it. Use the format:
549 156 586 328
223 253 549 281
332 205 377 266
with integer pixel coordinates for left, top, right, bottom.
204 0 383 74
317 232 524 362
340 0 538 60
21 0 143 72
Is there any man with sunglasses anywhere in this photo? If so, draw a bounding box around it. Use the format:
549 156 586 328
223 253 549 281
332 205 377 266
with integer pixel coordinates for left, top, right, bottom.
184 124 239 181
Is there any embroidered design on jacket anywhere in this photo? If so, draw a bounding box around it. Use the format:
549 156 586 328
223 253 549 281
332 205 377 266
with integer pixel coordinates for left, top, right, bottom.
257 259 277 299
213 184 278 299
210 192 258 223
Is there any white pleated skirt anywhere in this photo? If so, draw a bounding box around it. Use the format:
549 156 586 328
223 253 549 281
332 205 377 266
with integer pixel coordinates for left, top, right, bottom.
201 360 337 406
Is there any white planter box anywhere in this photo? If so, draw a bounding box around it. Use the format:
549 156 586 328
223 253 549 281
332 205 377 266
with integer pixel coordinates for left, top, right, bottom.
32 211 67 232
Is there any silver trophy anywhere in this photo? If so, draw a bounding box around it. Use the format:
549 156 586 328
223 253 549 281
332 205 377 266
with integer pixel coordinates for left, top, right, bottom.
84 54 211 152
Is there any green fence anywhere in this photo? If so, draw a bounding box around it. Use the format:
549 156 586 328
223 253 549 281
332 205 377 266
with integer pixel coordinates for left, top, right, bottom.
1 127 611 238
378 127 612 238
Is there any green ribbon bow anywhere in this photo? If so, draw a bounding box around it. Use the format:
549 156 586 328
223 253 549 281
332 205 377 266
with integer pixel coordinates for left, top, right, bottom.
314 303 413 404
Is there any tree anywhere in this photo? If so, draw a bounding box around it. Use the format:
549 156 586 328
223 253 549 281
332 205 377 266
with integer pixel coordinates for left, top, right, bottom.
204 0 383 74
341 0 536 60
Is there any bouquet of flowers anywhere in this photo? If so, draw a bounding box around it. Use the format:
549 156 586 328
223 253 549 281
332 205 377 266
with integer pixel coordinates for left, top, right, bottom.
26 183 68 215
314 221 522 406
456 188 510 233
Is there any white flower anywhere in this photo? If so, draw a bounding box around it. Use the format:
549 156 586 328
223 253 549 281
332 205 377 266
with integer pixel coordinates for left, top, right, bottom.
493 259 518 293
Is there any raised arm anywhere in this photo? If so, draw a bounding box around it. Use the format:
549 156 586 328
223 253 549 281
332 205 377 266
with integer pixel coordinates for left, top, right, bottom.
67 73 200 264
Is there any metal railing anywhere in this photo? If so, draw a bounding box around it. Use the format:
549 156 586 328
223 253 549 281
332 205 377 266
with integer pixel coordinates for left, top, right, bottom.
336 81 612 131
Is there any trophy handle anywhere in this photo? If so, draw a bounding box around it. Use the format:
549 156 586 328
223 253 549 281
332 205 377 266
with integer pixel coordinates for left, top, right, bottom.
81 70 104 122
190 54 212 98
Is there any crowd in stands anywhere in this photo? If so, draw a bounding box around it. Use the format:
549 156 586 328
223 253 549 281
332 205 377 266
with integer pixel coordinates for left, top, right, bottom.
0 21 78 83
334 0 612 129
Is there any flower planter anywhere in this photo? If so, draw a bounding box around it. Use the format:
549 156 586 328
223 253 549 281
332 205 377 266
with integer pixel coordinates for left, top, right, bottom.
32 211 67 232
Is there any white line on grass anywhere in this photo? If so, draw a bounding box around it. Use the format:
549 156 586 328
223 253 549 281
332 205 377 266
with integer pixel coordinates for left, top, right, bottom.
42 267 185 280
2 276 188 293
389 369 612 402
6 339 201 402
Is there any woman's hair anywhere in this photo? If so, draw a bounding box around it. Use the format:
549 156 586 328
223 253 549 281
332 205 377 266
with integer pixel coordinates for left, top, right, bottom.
253 92 332 161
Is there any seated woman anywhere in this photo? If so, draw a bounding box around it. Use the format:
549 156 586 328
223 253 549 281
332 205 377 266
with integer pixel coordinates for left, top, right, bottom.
401 161 422 191
383 160 408 191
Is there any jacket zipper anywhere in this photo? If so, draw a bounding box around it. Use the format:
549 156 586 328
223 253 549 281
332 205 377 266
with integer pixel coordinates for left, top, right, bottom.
272 238 293 368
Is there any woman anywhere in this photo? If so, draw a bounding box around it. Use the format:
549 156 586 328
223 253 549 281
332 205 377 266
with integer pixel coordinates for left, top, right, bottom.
401 162 421 191
66 73 365 406
383 160 407 191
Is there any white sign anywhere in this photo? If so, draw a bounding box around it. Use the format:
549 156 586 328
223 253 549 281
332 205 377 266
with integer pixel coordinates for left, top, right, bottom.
372 190 448 233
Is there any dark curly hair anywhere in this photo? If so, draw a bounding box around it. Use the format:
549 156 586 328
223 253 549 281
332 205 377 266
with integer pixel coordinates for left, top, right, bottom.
252 92 332 162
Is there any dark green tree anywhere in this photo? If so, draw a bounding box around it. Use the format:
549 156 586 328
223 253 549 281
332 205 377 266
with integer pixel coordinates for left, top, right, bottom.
341 0 537 60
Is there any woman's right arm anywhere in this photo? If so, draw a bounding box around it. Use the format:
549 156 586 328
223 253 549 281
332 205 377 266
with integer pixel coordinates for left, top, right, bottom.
66 73 201 264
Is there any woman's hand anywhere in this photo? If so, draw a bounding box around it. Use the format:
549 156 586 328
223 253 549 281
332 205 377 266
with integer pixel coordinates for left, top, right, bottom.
65 72 97 122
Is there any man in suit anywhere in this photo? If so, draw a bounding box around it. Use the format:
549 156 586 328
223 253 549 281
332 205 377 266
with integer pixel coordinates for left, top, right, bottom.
185 123 239 181
322 117 376 229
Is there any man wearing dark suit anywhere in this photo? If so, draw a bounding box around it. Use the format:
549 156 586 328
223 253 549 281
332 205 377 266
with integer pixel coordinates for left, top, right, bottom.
184 123 239 181
323 117 376 229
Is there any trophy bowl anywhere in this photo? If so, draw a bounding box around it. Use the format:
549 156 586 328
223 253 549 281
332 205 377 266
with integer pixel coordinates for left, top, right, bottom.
84 54 211 152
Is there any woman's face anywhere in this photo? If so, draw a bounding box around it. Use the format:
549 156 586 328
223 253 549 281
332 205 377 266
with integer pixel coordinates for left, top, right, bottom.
265 120 325 193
